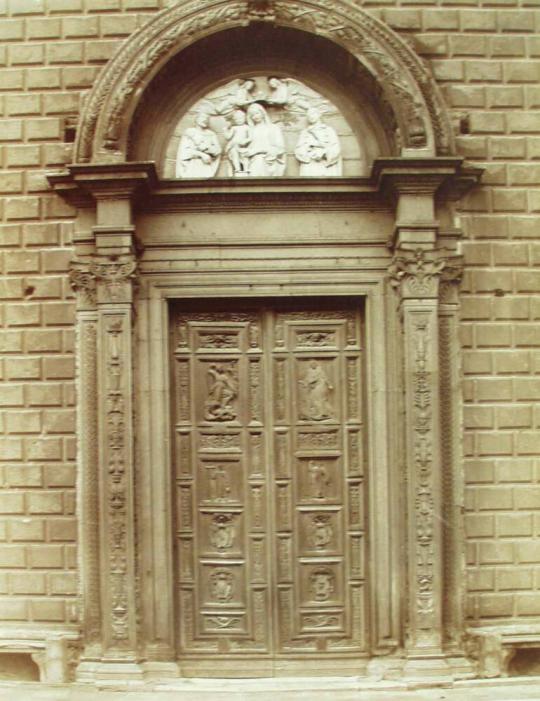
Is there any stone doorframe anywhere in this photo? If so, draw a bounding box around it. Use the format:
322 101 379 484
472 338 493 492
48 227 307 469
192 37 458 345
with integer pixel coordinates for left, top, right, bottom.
46 0 484 680
49 156 481 682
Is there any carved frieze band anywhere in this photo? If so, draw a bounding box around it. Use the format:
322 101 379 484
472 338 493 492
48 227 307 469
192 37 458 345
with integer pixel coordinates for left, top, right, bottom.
389 249 463 300
70 257 138 306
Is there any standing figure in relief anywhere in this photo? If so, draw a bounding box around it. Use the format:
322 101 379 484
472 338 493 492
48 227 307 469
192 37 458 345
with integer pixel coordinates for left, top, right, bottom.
224 109 252 176
246 103 286 177
295 108 342 177
308 460 330 499
176 112 221 179
300 360 334 421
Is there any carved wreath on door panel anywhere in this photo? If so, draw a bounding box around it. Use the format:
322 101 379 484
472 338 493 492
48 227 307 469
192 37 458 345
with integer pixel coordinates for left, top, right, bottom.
175 77 356 178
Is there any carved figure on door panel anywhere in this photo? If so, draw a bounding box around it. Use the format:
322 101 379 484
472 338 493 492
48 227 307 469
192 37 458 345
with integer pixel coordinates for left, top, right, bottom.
209 513 235 551
204 363 238 421
210 569 234 603
308 460 330 500
207 464 232 502
310 513 333 549
300 361 334 421
310 568 335 602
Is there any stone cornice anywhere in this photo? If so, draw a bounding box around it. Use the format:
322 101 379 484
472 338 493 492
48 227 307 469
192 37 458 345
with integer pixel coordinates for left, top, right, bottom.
372 157 482 199
47 157 480 212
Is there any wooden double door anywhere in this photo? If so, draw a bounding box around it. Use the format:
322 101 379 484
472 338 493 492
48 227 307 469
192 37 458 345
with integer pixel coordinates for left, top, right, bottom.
171 299 368 668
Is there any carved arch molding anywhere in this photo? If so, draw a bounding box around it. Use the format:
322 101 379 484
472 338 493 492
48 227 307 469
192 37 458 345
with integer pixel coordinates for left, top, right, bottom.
47 0 486 684
76 0 454 163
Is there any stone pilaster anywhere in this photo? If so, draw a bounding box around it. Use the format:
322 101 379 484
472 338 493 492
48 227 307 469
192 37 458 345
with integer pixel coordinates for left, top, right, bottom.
69 266 101 665
61 166 154 681
389 246 463 676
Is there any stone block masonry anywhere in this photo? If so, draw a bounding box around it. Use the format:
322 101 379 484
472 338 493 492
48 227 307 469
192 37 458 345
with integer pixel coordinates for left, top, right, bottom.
0 0 167 630
0 0 539 643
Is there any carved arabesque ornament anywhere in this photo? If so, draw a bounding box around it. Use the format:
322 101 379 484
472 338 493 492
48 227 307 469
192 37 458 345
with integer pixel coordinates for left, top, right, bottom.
75 0 453 163
69 261 97 307
411 314 436 629
105 316 130 642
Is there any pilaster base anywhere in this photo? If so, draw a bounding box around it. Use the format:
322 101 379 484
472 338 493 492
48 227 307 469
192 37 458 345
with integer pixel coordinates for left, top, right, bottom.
403 654 452 683
142 661 180 679
446 654 477 680
76 659 145 684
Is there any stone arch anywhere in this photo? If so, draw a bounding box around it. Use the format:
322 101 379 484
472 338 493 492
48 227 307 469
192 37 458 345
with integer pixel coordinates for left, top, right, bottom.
75 0 454 165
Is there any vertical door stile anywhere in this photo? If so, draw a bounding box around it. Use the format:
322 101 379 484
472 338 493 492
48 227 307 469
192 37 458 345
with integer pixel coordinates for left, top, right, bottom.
263 307 277 657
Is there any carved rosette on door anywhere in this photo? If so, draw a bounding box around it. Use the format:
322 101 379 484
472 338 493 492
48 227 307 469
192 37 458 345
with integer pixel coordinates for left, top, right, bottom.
172 303 367 661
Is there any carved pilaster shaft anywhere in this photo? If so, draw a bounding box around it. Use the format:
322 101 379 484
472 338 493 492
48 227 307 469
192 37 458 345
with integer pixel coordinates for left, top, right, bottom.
389 247 462 657
402 302 443 653
98 301 137 656
77 313 101 656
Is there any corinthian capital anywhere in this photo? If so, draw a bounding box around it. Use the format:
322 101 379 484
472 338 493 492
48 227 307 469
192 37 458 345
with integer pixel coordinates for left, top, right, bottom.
69 259 97 308
69 256 138 307
389 248 463 300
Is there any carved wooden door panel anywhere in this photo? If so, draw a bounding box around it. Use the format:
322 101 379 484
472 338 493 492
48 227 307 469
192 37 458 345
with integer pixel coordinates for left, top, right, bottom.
271 308 366 655
173 310 270 656
171 301 367 663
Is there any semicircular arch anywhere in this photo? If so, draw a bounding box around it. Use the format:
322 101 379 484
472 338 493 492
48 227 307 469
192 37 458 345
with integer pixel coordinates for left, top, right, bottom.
75 0 454 164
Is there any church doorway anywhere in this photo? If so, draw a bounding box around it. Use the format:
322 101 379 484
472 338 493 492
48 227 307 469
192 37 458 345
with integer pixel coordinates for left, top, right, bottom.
171 298 368 674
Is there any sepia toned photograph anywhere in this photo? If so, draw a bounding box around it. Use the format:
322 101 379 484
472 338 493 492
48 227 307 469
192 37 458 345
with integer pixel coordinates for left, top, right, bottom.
0 0 539 699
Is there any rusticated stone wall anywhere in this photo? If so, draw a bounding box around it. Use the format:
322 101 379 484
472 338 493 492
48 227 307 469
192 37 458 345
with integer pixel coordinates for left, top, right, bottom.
0 0 539 635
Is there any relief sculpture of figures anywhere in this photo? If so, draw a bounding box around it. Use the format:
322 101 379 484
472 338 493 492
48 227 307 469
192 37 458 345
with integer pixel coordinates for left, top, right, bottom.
209 513 235 551
176 112 222 178
308 460 330 499
310 514 333 549
266 77 290 106
245 103 286 177
295 108 342 177
210 569 234 603
207 464 231 502
300 360 334 421
204 363 238 421
217 78 259 114
310 568 335 602
224 110 252 176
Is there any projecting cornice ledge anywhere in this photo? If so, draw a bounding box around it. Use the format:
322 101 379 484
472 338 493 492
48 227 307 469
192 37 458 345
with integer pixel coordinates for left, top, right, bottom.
47 157 482 211
372 157 483 201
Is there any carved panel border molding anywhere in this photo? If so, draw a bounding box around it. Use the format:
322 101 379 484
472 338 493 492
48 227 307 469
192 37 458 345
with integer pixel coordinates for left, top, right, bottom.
74 0 454 164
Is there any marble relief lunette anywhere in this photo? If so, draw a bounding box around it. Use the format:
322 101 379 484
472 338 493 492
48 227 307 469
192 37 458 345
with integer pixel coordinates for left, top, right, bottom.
175 77 348 178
